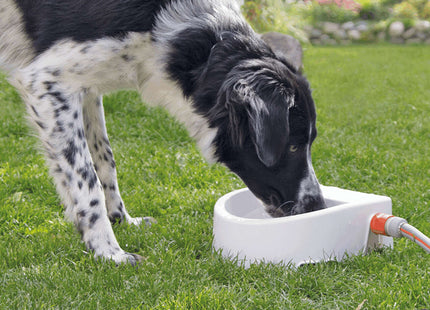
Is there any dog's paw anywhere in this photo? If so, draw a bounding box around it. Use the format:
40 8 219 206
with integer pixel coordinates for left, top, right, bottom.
109 212 156 227
126 216 157 227
119 252 145 266
98 251 145 266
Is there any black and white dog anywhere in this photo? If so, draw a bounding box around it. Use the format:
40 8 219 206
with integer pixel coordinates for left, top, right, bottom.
0 0 325 264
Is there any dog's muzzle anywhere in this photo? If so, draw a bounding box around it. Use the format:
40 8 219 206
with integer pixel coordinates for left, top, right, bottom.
264 191 326 217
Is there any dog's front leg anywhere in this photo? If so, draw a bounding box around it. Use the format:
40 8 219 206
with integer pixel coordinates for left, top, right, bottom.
12 70 143 265
82 93 155 226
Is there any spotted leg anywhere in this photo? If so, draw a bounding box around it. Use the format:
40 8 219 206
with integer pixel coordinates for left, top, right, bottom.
13 70 142 265
82 93 155 226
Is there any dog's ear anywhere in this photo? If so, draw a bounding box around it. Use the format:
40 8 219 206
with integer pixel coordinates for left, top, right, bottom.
250 98 290 167
234 80 292 167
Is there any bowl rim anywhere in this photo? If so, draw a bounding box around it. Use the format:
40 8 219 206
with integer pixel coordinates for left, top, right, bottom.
214 186 392 224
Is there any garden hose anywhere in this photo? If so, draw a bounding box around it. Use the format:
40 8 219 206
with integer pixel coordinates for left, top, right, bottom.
370 213 430 254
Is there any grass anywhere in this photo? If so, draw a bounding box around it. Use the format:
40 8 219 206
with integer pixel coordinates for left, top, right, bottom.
1 45 430 309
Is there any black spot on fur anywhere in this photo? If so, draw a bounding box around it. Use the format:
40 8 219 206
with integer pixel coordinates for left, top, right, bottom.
121 54 134 62
89 213 100 227
78 210 87 218
54 104 70 118
77 167 88 180
43 81 56 91
30 105 39 117
35 121 46 130
52 69 61 77
52 121 64 134
77 129 84 140
90 199 99 207
102 137 110 145
88 173 98 190
63 140 78 166
52 92 67 104
40 91 67 104
76 164 97 189
78 181 83 189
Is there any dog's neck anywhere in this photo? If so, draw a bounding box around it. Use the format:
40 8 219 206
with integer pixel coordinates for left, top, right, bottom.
137 0 257 164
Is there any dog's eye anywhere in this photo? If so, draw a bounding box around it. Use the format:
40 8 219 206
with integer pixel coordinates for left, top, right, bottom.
289 145 298 153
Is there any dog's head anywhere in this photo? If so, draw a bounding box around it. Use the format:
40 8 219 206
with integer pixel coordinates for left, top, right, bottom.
174 31 325 217
214 57 325 216
197 35 325 216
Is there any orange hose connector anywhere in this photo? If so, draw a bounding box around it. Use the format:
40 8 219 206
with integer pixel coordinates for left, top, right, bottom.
370 213 395 236
370 213 430 254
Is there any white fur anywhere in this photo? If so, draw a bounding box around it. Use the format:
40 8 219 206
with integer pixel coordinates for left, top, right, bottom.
297 126 322 204
9 30 218 161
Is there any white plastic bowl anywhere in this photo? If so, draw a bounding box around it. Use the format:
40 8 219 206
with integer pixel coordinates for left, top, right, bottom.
213 185 393 267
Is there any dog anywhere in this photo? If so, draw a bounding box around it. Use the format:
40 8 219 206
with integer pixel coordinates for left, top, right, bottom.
0 0 326 265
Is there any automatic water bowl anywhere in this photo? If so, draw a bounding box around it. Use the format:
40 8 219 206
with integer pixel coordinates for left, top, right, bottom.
213 186 393 267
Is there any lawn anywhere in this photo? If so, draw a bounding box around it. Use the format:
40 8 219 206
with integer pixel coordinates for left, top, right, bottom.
1 45 429 309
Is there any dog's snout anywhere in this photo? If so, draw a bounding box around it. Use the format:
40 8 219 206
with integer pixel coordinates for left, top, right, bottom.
291 194 326 215
264 188 326 218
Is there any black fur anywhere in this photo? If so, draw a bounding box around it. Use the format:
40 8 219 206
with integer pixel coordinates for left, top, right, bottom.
14 0 173 54
166 27 324 214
